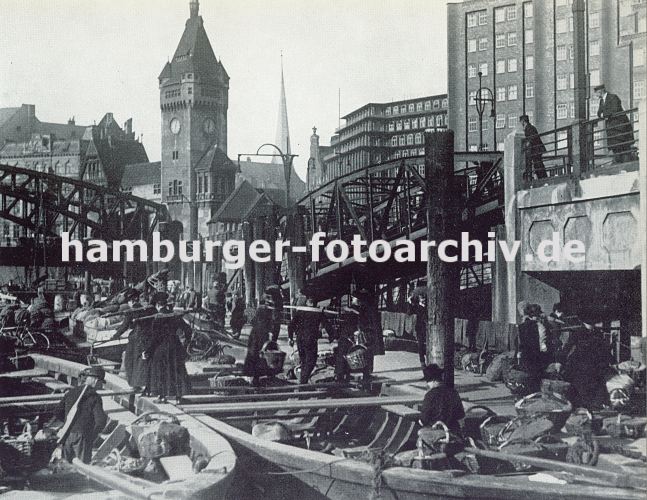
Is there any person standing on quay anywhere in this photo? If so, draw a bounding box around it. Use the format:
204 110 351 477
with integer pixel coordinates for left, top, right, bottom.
243 293 275 386
520 114 547 180
595 84 635 163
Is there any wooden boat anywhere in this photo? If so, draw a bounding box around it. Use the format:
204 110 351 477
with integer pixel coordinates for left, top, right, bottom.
183 389 646 500
0 354 237 499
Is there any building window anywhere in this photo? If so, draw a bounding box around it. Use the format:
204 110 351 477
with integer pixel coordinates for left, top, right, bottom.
197 175 203 194
569 102 576 118
569 73 575 89
479 62 488 76
568 45 574 59
420 116 426 128
469 144 479 152
507 58 517 72
557 45 567 61
527 111 534 123
635 80 646 100
388 122 395 131
496 59 506 73
407 134 414 145
399 136 406 146
385 107 391 116
506 5 517 21
396 121 402 131
525 29 533 43
469 91 477 105
482 119 489 131
508 32 517 46
556 18 568 34
415 133 422 144
557 104 568 119
424 100 431 110
400 105 407 114
557 74 568 90
526 55 534 70
404 120 410 130
478 37 488 51
589 40 600 57
172 150 179 160
589 12 600 28
393 105 399 115
496 114 506 128
408 103 415 112
467 12 478 28
508 115 517 128
479 11 488 25
391 136 398 146
168 182 173 195
442 98 448 108
497 87 506 102
468 116 478 132
411 118 418 128
590 69 600 86
436 115 443 127
495 7 505 23
524 2 533 18
468 64 477 78
416 102 423 111
633 47 644 66
433 100 440 109
153 183 161 195
526 83 534 98
508 85 518 100
496 33 506 48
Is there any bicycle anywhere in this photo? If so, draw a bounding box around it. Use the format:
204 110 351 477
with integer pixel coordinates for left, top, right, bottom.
0 323 51 350
185 329 232 362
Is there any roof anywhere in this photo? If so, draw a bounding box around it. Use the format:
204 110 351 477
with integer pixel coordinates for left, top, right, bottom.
0 136 81 157
36 121 87 140
121 161 161 188
195 144 237 172
0 107 19 128
209 180 263 223
92 138 149 189
237 158 306 202
159 12 228 85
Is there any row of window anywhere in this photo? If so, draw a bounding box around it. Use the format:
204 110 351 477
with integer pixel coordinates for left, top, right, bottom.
164 89 181 99
468 4 535 28
393 148 426 159
387 114 446 132
384 99 448 115
168 180 183 196
391 133 425 147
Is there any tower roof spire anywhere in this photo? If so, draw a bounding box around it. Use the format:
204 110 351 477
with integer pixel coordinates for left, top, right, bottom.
190 0 199 18
274 52 291 163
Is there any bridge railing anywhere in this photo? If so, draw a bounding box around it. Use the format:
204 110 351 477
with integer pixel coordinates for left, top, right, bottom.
524 107 639 188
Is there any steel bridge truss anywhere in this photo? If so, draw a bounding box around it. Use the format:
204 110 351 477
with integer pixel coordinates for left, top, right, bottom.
0 164 169 243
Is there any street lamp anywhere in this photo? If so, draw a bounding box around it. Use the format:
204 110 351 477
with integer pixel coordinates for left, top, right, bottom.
474 71 496 151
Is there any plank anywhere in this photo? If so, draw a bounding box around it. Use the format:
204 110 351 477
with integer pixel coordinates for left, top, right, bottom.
190 381 353 394
159 455 194 481
0 368 49 378
180 390 339 404
93 423 128 462
0 389 136 405
180 395 422 415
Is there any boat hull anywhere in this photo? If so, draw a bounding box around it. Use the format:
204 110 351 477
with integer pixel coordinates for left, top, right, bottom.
197 416 645 500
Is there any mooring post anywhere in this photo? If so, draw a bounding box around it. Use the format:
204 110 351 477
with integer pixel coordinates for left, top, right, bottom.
253 216 266 304
424 129 459 387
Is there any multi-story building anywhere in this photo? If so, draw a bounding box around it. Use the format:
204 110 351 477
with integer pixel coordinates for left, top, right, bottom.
309 95 448 189
448 0 646 152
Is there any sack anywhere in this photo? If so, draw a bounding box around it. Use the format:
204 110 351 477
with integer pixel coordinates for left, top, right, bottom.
515 392 572 432
565 408 603 435
603 415 647 439
540 379 573 400
417 421 463 456
504 365 532 396
486 352 515 382
499 415 555 443
133 421 189 459
252 422 291 442
461 352 479 372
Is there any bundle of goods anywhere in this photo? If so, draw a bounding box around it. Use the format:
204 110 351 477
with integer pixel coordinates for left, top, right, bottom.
514 392 573 432
345 344 370 373
603 414 647 439
453 344 470 369
540 378 574 401
84 313 125 342
565 408 603 435
485 352 515 382
259 341 286 375
503 364 533 396
130 412 190 459
605 372 635 410
461 352 480 373
616 360 646 387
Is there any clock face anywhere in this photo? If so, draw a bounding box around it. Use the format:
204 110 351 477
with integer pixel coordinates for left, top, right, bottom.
170 118 181 135
203 118 216 135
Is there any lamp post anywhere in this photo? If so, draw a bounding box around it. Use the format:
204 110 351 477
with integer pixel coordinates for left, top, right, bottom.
474 71 496 151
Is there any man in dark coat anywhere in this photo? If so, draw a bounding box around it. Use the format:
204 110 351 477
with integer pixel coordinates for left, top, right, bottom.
348 288 384 384
595 84 635 163
407 294 427 373
520 115 547 179
265 285 284 342
112 289 155 390
147 292 190 403
419 364 465 434
516 303 550 392
55 366 108 463
243 293 275 386
229 292 245 339
288 297 332 384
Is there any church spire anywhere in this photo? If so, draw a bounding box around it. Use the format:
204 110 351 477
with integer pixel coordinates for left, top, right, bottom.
273 52 291 163
189 0 199 18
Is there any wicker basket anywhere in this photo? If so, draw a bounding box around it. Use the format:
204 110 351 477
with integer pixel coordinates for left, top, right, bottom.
515 392 572 431
479 415 514 447
345 344 369 371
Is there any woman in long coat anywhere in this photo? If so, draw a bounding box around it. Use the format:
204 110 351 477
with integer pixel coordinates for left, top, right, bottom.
243 294 274 385
147 292 190 403
229 293 245 338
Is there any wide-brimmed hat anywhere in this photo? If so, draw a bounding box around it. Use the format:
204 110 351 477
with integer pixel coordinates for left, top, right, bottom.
81 365 105 381
593 84 605 92
422 364 444 382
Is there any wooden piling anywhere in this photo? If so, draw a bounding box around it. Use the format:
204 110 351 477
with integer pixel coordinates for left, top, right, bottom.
242 220 255 306
424 130 459 387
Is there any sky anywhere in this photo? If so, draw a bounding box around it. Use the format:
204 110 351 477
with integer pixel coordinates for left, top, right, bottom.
0 0 449 181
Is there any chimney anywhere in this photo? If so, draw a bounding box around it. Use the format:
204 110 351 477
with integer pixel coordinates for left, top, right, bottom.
68 116 75 125
124 118 133 138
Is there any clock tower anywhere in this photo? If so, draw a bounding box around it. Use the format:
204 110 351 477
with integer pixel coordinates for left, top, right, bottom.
159 0 235 246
